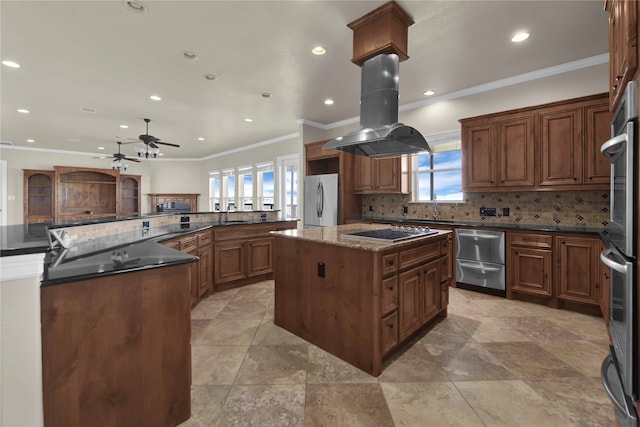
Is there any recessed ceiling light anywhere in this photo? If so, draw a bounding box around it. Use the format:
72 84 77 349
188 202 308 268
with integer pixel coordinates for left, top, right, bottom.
198 137 205 141
203 74 217 81
124 0 147 13
244 118 253 123
423 90 435 96
181 51 198 60
119 124 128 129
26 139 35 143
511 32 530 43
262 93 272 98
2 60 20 68
149 95 162 101
80 107 96 113
17 109 29 114
324 99 334 105
312 46 326 55
98 146 105 150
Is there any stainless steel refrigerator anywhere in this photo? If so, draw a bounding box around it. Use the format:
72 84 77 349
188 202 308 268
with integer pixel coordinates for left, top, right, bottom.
304 173 339 227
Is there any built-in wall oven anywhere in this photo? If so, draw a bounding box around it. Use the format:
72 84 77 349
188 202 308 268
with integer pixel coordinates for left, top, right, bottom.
600 80 638 427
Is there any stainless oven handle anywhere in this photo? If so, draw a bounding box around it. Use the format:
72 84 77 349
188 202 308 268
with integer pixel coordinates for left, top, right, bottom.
601 354 638 420
600 133 627 157
600 249 629 274
456 232 502 239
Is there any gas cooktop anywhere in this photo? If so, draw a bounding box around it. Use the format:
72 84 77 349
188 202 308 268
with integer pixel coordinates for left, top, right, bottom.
341 227 437 243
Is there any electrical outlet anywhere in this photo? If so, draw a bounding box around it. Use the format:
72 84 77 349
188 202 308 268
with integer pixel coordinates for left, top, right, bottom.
503 207 510 216
402 205 408 214
479 207 497 216
369 205 374 212
142 220 150 229
317 262 325 278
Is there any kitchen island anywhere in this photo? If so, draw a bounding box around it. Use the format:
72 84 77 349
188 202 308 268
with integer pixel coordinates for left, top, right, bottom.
273 223 452 376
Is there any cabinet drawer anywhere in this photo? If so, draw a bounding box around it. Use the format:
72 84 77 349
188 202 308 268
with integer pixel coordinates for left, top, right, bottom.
398 242 440 270
214 224 273 241
382 253 398 276
197 230 212 247
381 276 398 315
381 311 399 356
179 235 198 252
509 232 552 249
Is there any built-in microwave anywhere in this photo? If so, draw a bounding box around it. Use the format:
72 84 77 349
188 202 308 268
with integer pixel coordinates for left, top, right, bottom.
600 80 638 427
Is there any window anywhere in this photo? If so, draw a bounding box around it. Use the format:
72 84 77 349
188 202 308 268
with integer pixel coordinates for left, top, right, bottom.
412 131 463 202
208 171 221 211
222 168 235 210
278 154 299 219
237 165 254 210
256 162 275 210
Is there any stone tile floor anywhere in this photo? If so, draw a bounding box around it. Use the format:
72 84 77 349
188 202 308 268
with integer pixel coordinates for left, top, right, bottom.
180 280 616 427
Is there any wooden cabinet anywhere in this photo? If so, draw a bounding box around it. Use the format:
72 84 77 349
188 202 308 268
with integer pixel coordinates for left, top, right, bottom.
161 228 213 307
461 93 609 192
55 166 119 221
462 114 535 190
353 155 410 194
213 221 296 290
605 0 638 111
508 231 605 311
23 169 54 224
556 236 601 305
398 266 422 340
120 174 141 215
538 105 582 186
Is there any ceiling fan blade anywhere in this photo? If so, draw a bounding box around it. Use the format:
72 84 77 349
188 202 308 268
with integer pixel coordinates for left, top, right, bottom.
123 157 141 162
154 141 181 148
149 142 159 149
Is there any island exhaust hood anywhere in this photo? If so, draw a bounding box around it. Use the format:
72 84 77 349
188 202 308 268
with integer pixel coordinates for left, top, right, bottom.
323 53 430 157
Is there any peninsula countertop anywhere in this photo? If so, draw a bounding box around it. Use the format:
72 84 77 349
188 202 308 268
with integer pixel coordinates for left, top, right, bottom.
271 223 451 252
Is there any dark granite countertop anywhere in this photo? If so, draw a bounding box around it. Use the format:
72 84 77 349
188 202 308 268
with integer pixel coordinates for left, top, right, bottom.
350 216 607 236
42 241 198 287
0 223 52 256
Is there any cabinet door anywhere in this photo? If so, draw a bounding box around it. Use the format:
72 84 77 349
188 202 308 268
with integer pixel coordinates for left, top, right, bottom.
539 106 582 186
497 115 535 187
374 157 399 191
462 122 495 189
607 0 638 111
197 244 213 297
381 311 399 356
215 241 246 284
23 170 55 224
398 267 422 341
510 247 552 296
422 259 440 323
556 236 600 305
247 238 273 276
353 155 375 192
185 247 199 306
584 102 613 184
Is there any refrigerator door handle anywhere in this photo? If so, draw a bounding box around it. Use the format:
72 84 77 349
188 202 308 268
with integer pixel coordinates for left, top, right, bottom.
601 132 627 158
601 354 638 421
316 183 321 217
319 182 324 217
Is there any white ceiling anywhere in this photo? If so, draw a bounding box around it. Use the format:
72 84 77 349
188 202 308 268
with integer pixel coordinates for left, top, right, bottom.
0 0 609 161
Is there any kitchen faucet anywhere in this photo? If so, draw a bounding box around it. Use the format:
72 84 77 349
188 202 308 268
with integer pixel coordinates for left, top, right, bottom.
432 195 441 220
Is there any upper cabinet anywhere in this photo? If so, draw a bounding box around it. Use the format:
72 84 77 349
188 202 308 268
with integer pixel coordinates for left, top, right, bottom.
462 113 535 190
120 175 142 215
605 0 638 112
23 170 55 224
461 93 611 192
353 155 411 194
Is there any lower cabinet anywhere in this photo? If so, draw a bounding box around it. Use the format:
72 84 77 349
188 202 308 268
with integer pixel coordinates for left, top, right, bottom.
161 229 213 307
507 231 605 312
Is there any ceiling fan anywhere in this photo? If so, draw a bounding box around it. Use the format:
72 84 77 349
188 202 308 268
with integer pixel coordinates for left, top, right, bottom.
95 141 140 170
127 118 181 159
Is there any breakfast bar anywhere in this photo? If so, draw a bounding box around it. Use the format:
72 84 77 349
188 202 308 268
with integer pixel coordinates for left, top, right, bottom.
272 223 453 376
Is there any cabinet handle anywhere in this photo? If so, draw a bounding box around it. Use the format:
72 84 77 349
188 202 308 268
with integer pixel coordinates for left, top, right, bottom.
387 323 394 328
616 75 623 81
573 177 577 181
387 286 394 291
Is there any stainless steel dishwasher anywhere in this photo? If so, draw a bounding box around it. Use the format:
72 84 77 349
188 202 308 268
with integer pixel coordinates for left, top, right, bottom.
455 229 505 295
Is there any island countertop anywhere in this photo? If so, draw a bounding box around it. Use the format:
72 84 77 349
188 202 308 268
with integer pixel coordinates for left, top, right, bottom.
271 223 451 252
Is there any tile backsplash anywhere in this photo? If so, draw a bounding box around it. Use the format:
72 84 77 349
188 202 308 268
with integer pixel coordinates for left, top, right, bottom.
362 191 610 228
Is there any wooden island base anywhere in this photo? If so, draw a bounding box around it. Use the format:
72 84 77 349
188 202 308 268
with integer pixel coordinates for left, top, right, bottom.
273 224 452 376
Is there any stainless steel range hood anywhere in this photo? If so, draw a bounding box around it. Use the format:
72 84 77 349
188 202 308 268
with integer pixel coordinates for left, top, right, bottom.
323 53 430 158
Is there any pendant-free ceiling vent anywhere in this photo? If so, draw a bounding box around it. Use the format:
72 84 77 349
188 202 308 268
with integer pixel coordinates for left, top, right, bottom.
323 1 430 158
